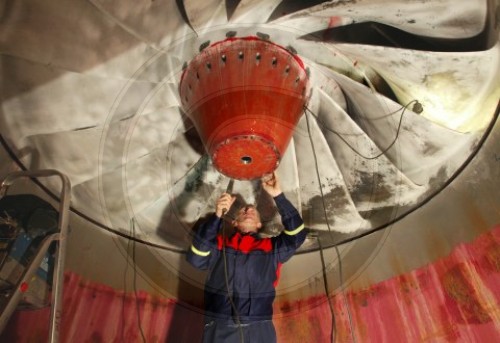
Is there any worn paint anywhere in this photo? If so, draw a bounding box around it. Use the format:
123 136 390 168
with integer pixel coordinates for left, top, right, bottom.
1 272 204 343
273 226 500 342
2 226 498 342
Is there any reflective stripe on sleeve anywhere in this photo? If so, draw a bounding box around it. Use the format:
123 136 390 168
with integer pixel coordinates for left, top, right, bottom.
190 244 211 257
284 224 304 236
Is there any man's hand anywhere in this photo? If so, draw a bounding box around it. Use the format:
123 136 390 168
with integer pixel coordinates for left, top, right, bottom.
261 172 282 198
215 193 236 218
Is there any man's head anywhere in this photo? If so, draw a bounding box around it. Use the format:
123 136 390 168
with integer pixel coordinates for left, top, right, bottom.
232 205 262 234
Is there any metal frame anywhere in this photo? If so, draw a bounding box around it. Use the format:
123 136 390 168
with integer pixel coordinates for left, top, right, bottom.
0 170 71 343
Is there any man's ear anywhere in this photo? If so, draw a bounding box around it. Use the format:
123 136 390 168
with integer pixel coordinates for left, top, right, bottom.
257 222 262 229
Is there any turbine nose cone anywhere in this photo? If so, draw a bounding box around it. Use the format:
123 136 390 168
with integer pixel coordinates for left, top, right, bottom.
179 36 310 180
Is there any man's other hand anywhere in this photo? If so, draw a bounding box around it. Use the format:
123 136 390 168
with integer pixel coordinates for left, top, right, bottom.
261 172 282 198
215 193 236 217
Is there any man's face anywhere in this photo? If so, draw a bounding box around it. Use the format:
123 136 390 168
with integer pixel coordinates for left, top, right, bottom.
233 205 262 233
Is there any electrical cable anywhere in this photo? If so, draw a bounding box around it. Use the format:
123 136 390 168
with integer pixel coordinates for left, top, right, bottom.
121 225 131 343
220 179 245 343
334 245 356 343
131 218 147 343
304 110 357 343
221 216 244 343
305 99 418 160
317 235 336 343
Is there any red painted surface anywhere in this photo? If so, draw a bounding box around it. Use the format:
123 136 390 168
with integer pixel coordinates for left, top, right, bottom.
274 226 500 343
179 37 309 180
2 226 498 342
0 273 204 343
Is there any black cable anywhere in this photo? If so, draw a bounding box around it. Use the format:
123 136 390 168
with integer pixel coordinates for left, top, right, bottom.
131 219 147 343
220 179 244 343
121 225 131 343
305 111 357 343
317 236 336 343
334 245 356 343
221 217 244 343
305 99 418 160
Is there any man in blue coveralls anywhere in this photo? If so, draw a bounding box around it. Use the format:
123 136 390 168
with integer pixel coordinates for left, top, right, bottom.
187 173 307 343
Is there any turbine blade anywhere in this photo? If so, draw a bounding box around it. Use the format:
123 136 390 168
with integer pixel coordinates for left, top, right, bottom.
324 42 500 132
273 0 487 39
230 0 283 24
181 0 229 33
293 112 371 233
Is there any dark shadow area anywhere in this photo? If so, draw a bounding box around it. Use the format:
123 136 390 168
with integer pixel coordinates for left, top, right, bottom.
183 123 206 157
301 21 494 52
268 0 326 22
225 0 241 21
175 0 192 29
162 214 209 343
0 194 58 342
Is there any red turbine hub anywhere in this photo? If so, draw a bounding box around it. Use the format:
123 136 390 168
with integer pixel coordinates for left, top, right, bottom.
179 36 309 180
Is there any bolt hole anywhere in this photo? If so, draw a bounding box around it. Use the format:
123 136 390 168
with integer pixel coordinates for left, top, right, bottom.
241 156 252 165
272 57 277 66
238 51 244 60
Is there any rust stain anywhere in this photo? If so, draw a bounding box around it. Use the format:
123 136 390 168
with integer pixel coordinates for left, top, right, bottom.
348 291 367 342
441 263 492 324
275 296 331 343
423 222 450 260
352 287 378 308
398 274 419 305
486 240 500 272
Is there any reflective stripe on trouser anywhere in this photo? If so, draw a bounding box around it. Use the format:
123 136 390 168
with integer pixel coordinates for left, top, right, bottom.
202 320 276 343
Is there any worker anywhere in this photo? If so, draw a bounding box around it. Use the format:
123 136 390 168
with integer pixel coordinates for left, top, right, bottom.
186 172 307 343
